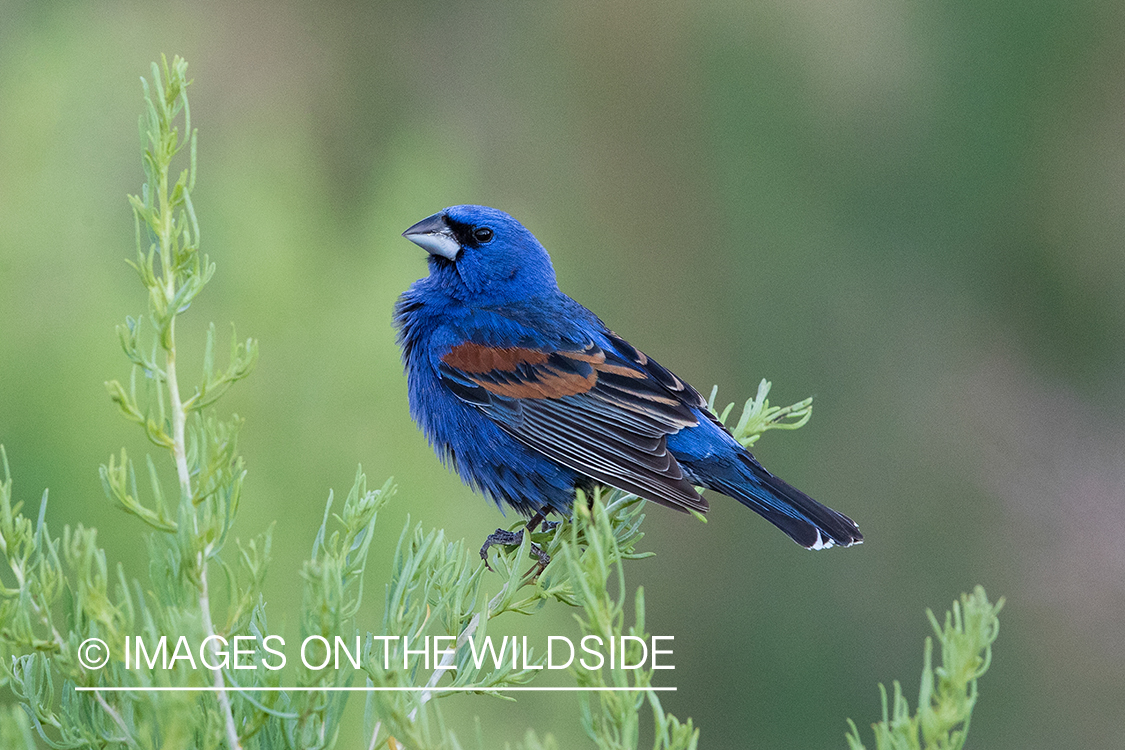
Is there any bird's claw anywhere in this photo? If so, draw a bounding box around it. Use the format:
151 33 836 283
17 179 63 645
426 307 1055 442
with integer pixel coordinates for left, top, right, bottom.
479 527 552 578
480 528 524 571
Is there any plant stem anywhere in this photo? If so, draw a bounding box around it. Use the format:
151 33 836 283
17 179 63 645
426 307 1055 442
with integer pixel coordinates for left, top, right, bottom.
95 691 141 750
152 100 239 749
166 323 191 503
200 550 242 750
367 720 382 750
411 581 509 716
156 158 192 504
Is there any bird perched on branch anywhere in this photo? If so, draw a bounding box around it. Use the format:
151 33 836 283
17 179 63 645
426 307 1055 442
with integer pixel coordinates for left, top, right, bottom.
394 205 861 560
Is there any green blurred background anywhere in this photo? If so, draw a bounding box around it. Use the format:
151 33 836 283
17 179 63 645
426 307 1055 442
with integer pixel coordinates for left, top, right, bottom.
2 0 1124 746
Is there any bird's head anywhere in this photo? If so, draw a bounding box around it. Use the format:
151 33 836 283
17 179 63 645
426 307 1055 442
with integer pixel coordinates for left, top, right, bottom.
402 205 558 300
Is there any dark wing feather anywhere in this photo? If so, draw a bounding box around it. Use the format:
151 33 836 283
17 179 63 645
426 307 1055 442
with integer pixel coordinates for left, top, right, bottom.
438 335 709 513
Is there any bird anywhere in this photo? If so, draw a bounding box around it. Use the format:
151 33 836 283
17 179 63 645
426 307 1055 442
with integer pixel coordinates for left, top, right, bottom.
394 205 862 556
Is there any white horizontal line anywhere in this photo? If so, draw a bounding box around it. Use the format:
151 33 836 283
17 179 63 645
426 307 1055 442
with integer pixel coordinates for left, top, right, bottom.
75 686 675 693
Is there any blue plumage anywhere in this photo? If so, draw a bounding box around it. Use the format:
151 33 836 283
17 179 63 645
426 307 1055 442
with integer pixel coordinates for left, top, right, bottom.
394 205 862 550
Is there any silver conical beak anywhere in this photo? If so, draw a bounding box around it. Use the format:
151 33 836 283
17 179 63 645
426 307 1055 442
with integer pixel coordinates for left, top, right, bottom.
402 212 460 260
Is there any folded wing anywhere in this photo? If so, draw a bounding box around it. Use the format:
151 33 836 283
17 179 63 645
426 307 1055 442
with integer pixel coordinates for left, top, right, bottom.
437 334 710 513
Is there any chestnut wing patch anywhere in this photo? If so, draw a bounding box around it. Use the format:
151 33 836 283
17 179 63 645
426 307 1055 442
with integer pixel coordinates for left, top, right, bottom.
441 342 600 399
438 340 709 513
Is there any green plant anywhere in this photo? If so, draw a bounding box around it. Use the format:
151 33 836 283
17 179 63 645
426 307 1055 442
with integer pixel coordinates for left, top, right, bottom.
0 55 701 750
0 53 993 750
845 587 1004 750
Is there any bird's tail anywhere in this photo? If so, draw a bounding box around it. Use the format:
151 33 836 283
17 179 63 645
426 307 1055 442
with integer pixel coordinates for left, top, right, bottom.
716 455 863 550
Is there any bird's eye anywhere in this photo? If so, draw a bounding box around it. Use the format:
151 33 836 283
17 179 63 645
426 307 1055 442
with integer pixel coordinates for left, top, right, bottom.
473 227 494 243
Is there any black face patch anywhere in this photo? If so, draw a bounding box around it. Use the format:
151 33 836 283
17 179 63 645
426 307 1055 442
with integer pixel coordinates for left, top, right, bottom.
444 216 489 250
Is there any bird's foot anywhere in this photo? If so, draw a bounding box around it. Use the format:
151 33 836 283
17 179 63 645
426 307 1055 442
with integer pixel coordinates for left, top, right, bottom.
479 523 553 577
480 528 524 571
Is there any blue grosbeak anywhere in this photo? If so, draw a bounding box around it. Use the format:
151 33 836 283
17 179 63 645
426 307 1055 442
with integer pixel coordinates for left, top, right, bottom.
395 205 861 552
